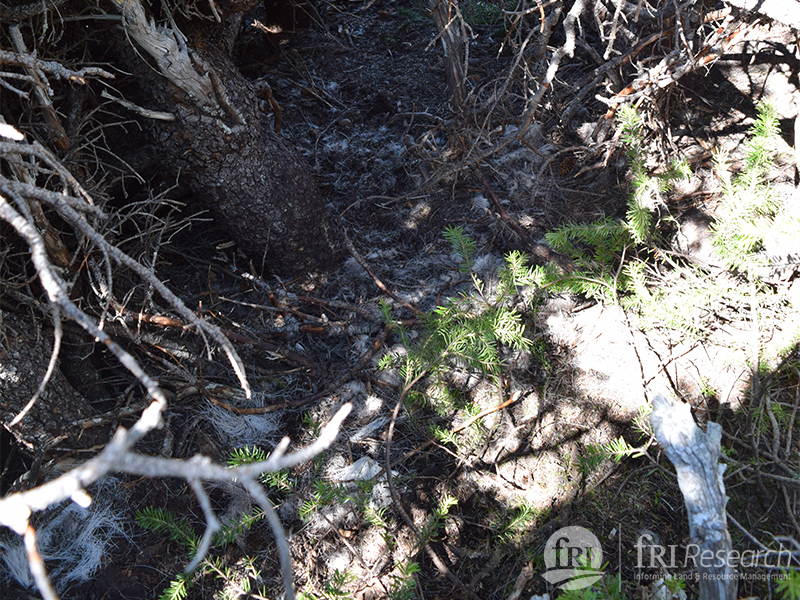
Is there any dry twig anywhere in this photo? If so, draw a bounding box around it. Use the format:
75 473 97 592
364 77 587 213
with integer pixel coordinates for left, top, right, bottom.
0 402 352 600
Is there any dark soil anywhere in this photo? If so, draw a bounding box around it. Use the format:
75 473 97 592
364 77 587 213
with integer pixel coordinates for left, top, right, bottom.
2 1 800 599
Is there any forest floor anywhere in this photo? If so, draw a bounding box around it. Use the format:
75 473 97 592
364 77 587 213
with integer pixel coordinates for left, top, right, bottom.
2 1 800 599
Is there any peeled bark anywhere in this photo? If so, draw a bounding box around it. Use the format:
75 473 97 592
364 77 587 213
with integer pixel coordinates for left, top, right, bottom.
428 0 466 110
109 0 344 276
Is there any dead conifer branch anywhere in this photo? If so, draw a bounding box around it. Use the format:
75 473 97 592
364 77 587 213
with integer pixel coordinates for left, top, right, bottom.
0 178 107 216
520 0 588 135
651 393 737 600
0 49 113 83
109 0 219 113
602 0 626 60
8 25 70 150
100 89 177 121
0 140 98 207
0 193 169 409
0 0 68 22
186 478 222 573
599 15 750 119
0 403 352 600
534 0 563 59
23 525 59 600
0 138 252 397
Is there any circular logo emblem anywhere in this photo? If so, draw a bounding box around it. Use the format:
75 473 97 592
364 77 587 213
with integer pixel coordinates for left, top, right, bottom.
542 526 604 590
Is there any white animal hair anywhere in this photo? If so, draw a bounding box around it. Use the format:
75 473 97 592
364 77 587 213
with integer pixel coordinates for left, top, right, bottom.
0 476 129 592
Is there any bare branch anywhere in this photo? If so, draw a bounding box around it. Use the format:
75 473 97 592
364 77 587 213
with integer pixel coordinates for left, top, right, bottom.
0 140 100 207
0 138 252 398
186 479 221 573
0 403 353 600
0 194 169 410
241 477 295 600
0 49 114 82
651 393 737 600
520 0 588 134
100 89 177 121
0 178 107 216
24 525 59 600
9 25 70 150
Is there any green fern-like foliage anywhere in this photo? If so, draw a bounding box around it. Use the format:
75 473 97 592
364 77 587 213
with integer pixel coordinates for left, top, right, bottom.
228 445 268 465
136 506 200 553
620 105 690 244
778 568 800 600
385 227 533 389
299 479 351 521
137 446 288 600
545 217 629 266
228 445 294 491
417 493 458 547
379 228 535 456
136 508 200 600
538 216 628 304
416 294 530 378
580 436 646 479
557 564 627 600
444 224 477 272
529 100 793 347
388 560 421 600
531 105 690 305
498 500 539 542
157 574 191 600
711 102 783 272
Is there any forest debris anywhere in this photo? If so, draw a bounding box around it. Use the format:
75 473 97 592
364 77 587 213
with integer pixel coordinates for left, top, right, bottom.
651 393 736 600
100 90 176 121
478 168 575 273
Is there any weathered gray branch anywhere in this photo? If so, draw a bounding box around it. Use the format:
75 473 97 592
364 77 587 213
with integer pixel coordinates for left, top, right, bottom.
0 401 352 600
651 394 737 600
520 0 587 134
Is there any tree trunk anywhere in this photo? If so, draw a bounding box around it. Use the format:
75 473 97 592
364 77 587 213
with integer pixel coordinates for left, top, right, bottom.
0 312 107 457
428 0 466 111
108 0 344 277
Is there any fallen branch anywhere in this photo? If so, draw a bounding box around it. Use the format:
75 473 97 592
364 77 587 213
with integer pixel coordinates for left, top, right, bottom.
343 228 421 315
650 393 737 600
519 0 588 135
478 168 575 273
600 18 750 120
197 323 393 414
0 402 352 600
109 305 319 372
0 49 114 82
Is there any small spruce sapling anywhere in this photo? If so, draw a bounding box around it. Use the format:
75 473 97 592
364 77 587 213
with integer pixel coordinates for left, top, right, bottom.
530 105 689 305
